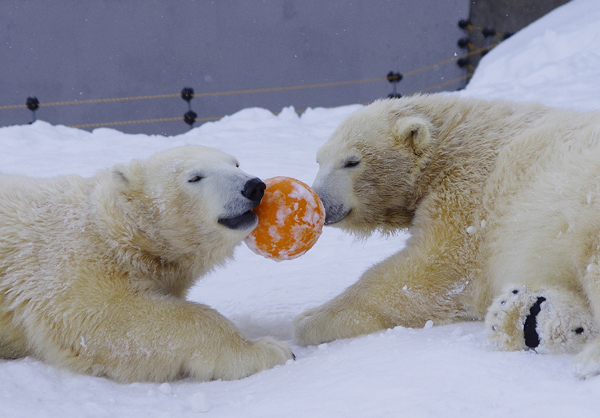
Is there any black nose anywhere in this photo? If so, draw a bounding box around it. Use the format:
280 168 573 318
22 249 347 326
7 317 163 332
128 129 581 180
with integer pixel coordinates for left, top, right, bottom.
242 178 266 204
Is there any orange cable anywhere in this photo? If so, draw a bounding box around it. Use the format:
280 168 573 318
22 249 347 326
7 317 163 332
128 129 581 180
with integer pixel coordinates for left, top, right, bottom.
0 43 499 111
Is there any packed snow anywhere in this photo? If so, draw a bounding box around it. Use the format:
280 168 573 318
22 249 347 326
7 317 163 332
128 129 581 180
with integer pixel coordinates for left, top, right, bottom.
2 0 600 416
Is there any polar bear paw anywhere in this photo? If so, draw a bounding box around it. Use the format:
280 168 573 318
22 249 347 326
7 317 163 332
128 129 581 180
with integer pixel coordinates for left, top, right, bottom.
573 341 600 379
251 337 296 365
294 306 336 346
294 303 385 346
485 286 595 354
209 337 294 381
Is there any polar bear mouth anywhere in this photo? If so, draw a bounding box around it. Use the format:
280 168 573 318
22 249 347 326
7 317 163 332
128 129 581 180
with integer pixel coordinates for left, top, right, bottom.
218 210 258 230
324 206 352 225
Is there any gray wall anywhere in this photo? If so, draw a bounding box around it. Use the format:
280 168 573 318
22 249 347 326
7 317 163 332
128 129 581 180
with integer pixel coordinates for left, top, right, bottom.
1 1 470 136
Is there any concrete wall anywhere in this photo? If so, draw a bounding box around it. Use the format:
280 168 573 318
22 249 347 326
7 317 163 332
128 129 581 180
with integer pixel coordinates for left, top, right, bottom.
0 1 469 135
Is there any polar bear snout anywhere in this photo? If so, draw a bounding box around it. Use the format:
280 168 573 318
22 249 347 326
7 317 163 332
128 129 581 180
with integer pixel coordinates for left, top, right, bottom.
319 194 351 225
312 173 352 226
242 178 266 206
217 177 265 230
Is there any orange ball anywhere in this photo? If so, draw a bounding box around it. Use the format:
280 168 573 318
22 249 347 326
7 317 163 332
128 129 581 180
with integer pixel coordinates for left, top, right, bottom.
245 176 325 261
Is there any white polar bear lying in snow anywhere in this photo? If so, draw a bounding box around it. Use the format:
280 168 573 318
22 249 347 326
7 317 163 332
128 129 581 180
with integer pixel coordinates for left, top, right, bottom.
294 94 600 379
0 145 293 382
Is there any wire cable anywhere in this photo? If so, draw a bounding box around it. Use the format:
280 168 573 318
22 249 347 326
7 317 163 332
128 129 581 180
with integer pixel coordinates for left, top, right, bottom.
0 43 499 112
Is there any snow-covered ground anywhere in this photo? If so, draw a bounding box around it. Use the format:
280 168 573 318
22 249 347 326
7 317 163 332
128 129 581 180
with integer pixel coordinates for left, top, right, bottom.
2 0 600 416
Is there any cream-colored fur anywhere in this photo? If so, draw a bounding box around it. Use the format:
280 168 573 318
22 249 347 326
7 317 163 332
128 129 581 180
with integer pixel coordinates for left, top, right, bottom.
294 94 600 378
0 145 292 382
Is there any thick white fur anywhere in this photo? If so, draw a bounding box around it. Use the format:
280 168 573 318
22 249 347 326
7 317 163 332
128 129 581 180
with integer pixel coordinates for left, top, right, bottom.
294 94 600 378
0 145 292 382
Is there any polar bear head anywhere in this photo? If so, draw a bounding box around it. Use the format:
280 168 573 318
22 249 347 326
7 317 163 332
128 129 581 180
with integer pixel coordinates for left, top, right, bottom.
102 145 265 267
312 99 434 235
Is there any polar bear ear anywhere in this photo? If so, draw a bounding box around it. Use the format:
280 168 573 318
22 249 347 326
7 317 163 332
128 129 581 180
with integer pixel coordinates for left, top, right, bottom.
111 162 143 194
393 117 431 154
112 164 129 185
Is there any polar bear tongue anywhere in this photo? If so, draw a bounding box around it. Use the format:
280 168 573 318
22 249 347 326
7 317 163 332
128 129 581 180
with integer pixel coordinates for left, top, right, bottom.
218 210 258 230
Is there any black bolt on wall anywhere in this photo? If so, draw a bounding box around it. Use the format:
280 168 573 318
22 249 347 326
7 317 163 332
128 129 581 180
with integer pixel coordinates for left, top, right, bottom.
457 18 472 69
26 97 39 124
184 110 197 126
481 27 496 55
456 19 512 65
457 58 470 68
181 87 197 128
387 71 403 99
458 19 472 31
457 37 471 49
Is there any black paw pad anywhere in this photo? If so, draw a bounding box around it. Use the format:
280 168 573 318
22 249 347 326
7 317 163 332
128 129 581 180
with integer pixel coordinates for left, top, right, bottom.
523 297 546 349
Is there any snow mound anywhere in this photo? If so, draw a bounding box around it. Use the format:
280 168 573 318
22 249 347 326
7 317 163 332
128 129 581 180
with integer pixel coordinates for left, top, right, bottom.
463 0 600 112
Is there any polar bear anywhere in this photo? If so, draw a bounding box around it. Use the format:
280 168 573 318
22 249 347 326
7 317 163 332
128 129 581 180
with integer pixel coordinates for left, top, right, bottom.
294 94 600 378
0 145 293 382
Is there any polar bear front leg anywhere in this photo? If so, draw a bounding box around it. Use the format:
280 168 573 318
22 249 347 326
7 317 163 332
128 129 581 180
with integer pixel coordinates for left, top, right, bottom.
294 248 470 346
36 294 293 382
485 285 595 353
294 293 388 346
125 300 293 382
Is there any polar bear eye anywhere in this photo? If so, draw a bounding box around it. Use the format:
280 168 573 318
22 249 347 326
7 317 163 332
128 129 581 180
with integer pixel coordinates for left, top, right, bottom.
188 175 203 183
344 160 360 168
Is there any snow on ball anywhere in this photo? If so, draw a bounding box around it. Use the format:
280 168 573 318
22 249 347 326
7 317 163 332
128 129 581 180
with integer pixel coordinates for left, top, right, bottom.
245 176 325 261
